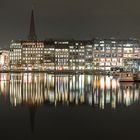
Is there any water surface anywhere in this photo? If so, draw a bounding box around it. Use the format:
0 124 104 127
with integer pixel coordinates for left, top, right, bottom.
0 73 140 140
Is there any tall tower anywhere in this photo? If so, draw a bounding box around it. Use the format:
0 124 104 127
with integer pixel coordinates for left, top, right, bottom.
28 9 37 41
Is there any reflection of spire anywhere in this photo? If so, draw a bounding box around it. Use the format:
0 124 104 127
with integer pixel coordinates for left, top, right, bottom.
28 9 37 41
29 107 36 132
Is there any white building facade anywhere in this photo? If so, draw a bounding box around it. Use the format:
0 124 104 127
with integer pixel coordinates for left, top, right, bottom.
10 41 44 70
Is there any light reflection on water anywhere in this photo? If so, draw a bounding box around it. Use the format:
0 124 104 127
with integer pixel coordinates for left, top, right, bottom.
0 73 140 109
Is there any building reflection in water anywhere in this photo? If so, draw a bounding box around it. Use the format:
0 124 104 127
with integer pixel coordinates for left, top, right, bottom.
0 73 139 109
0 73 10 98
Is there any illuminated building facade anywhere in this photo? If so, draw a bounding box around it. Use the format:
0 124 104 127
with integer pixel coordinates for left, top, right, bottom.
54 41 69 70
10 42 22 70
43 38 139 71
93 38 140 70
84 42 93 70
9 10 140 71
68 40 93 70
10 38 140 71
22 41 44 70
69 41 86 70
44 41 55 70
10 41 44 70
10 10 45 71
43 40 93 71
0 49 10 70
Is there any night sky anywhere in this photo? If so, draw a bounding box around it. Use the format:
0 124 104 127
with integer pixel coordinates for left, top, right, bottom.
1 0 140 47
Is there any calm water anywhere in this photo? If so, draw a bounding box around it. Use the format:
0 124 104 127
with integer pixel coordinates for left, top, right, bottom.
0 73 140 140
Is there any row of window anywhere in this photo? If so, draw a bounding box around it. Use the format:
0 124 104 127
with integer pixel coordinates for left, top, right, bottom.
23 48 43 50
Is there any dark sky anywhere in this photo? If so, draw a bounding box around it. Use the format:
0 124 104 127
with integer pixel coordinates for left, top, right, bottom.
1 0 140 47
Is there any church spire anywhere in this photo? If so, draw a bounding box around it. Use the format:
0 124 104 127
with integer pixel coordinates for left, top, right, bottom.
28 9 37 41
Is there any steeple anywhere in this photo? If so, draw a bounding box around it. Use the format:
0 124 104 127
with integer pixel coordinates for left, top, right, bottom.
28 9 37 41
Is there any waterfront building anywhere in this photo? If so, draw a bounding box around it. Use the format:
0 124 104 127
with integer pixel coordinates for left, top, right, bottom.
43 39 93 71
84 41 93 70
21 10 44 70
9 10 140 71
10 41 22 70
68 40 93 71
69 40 86 71
43 38 139 71
44 40 70 71
0 49 10 70
54 40 69 70
44 40 55 70
93 38 139 70
10 10 44 71
22 41 44 70
10 41 44 70
10 37 140 71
